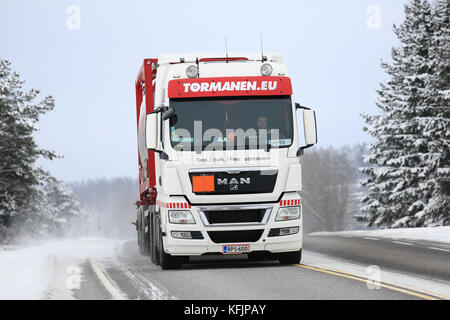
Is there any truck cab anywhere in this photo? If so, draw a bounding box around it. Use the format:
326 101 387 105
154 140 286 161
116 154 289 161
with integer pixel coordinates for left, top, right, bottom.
135 53 317 269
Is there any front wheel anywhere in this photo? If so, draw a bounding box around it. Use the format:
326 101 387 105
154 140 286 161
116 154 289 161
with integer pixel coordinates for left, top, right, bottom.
159 230 183 270
278 250 302 265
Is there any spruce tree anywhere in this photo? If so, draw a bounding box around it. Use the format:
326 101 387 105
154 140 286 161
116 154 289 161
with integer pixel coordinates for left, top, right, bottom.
425 0 450 225
360 0 449 228
38 176 81 237
0 59 57 240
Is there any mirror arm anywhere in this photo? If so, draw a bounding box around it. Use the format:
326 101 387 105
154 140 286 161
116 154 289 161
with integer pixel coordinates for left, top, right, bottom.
152 105 175 121
295 103 311 110
151 106 165 114
148 148 169 160
296 144 314 157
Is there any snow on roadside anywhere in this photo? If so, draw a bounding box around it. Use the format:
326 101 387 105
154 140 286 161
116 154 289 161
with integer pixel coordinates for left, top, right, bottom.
310 226 450 244
0 238 123 299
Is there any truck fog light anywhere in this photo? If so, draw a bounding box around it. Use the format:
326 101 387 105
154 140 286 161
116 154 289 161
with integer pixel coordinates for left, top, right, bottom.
275 206 300 221
280 226 299 236
268 226 300 237
171 231 192 239
260 63 273 76
186 65 198 78
168 210 196 224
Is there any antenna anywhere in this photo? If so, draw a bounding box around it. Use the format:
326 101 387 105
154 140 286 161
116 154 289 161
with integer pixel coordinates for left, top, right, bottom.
260 33 267 62
225 37 229 62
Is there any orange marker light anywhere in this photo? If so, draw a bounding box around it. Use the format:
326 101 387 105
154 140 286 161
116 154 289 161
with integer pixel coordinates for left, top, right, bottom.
192 175 215 192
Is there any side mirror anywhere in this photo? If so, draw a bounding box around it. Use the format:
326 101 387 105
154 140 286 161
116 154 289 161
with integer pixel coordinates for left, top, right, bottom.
295 103 318 156
145 107 170 160
303 109 317 145
146 113 159 150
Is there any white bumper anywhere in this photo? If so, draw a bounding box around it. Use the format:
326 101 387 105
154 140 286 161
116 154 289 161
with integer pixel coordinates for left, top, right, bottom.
162 202 302 256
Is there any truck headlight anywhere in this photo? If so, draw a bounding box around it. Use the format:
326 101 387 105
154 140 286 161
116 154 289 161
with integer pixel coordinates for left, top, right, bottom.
168 210 196 224
275 206 300 221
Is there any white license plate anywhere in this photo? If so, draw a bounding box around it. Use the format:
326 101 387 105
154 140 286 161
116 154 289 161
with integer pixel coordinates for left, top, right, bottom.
222 244 251 255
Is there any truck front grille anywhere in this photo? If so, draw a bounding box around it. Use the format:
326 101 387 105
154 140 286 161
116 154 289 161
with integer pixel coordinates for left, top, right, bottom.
207 230 264 243
204 209 266 224
189 168 278 195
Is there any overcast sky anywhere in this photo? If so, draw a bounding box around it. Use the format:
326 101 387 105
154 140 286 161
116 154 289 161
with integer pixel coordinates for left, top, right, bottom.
0 0 407 181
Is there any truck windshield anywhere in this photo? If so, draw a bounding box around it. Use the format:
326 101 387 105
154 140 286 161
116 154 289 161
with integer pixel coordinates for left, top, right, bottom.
169 96 293 151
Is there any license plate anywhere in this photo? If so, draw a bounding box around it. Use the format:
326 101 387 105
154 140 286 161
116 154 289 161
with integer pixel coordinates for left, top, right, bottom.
222 244 250 255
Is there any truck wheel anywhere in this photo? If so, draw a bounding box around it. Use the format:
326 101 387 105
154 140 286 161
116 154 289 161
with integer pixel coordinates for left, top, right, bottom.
151 212 160 266
142 209 150 256
142 206 151 255
138 232 144 254
138 207 150 255
153 243 160 266
137 209 144 255
159 230 182 270
278 250 302 265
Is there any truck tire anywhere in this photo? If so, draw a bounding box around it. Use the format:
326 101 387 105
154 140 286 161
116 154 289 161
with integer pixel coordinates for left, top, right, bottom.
159 229 182 270
278 250 302 265
137 207 150 255
151 210 160 266
138 232 143 254
137 209 144 255
143 208 150 256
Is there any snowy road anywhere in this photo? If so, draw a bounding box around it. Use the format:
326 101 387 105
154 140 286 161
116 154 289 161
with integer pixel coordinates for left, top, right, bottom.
1 236 449 300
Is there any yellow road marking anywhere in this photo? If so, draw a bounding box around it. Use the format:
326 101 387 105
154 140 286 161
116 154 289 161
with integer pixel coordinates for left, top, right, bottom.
294 264 443 300
89 258 126 300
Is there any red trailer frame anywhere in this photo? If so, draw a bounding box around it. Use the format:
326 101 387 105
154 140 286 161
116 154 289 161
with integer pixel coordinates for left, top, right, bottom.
135 58 158 206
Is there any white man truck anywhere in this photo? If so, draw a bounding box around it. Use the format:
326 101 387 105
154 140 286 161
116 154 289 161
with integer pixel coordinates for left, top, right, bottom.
134 53 317 269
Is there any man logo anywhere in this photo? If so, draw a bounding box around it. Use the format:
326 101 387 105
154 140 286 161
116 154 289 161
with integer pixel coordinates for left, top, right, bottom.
217 178 251 185
230 185 238 191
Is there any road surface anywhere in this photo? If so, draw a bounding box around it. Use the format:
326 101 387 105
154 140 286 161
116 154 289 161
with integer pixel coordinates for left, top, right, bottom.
303 234 450 282
71 235 450 300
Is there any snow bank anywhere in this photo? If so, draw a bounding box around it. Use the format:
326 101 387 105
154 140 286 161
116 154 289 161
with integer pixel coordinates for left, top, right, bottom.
310 226 450 244
0 238 122 299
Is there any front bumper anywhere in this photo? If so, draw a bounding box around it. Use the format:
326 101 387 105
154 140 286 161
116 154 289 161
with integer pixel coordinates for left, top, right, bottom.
166 234 302 256
162 202 302 256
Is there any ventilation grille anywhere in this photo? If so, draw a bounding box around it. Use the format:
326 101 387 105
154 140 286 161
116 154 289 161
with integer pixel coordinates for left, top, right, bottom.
207 230 264 243
204 209 266 224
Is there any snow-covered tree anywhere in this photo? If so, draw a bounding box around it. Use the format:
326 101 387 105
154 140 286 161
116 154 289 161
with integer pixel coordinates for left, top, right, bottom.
38 176 81 237
360 0 450 228
0 59 58 241
302 147 357 232
425 0 450 226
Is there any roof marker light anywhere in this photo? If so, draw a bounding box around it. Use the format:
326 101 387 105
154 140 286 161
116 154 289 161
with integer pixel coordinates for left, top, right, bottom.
260 63 273 76
186 65 198 78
